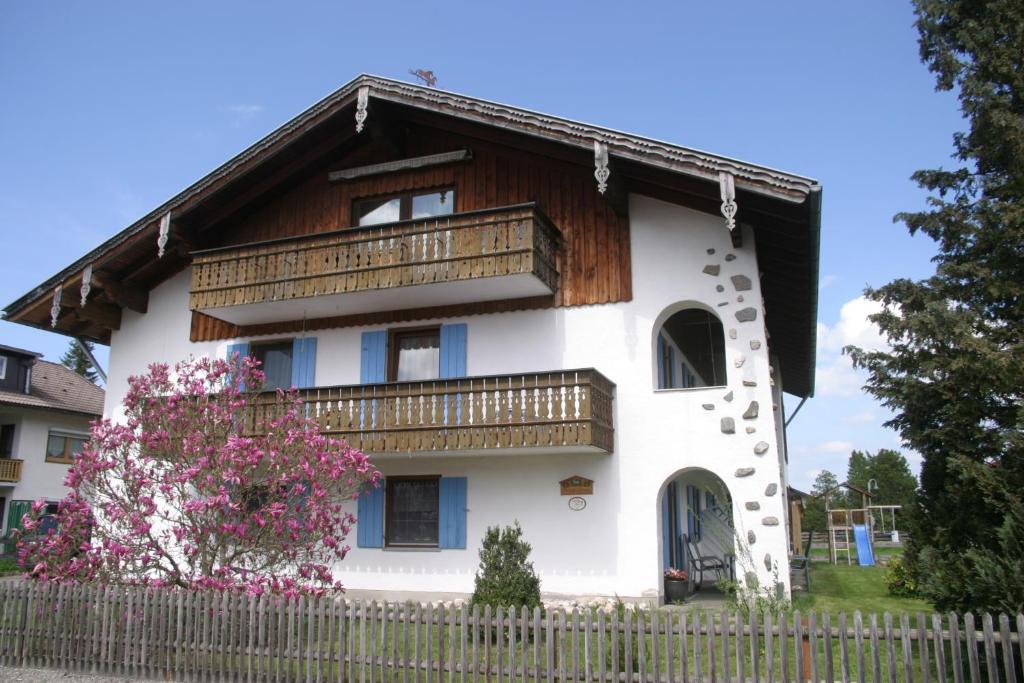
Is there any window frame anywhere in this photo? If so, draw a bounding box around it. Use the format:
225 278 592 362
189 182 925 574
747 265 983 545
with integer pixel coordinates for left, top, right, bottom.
0 424 15 459
384 475 441 549
387 326 442 383
352 187 457 227
45 430 89 465
249 338 295 391
0 356 6 380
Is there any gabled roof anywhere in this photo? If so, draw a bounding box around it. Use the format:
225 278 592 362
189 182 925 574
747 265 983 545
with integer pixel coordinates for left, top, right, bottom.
2 74 821 396
0 344 42 359
0 360 104 417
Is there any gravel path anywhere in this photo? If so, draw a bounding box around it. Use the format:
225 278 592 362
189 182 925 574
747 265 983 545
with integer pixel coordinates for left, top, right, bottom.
0 665 145 681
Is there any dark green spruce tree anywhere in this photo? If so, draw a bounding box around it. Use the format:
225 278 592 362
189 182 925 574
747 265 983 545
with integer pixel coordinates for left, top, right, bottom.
59 339 98 384
847 0 1024 613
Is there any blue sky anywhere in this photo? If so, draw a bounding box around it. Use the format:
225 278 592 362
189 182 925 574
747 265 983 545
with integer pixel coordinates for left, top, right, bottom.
0 2 961 489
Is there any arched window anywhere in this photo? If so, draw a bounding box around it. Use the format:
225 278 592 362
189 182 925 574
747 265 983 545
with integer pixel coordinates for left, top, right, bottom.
655 308 727 389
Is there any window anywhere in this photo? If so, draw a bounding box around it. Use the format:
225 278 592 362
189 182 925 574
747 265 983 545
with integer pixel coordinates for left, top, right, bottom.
354 189 455 226
385 476 440 547
388 327 441 382
655 309 727 389
45 431 88 464
251 340 294 391
0 425 14 458
0 356 6 380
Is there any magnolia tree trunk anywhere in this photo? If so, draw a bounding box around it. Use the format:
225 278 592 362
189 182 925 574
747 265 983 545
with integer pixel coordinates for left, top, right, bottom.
17 355 380 597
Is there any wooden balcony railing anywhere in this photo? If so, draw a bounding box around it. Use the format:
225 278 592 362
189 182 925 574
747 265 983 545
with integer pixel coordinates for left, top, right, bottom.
244 369 614 454
189 203 560 313
0 459 23 483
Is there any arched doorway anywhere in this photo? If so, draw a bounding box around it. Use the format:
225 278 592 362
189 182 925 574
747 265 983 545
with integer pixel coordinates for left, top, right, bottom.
659 468 736 600
653 307 727 390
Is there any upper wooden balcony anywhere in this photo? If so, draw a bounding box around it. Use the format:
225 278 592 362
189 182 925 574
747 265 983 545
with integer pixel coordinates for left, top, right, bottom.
189 203 560 325
243 369 614 455
0 459 23 483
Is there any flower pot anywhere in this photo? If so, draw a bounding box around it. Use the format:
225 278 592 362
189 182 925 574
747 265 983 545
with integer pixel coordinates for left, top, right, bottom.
664 577 687 603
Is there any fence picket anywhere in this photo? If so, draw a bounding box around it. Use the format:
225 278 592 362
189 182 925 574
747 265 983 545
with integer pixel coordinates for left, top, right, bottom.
980 614 996 683
721 609 731 683
964 613 980 683
998 614 1016 683
899 613 913 683
932 614 946 683
794 611 804 683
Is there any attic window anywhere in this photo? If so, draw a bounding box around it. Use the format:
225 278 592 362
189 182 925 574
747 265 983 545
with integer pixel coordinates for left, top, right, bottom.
354 189 455 227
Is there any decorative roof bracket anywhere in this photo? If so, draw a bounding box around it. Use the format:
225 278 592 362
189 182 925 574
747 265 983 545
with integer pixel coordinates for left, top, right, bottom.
594 141 610 195
355 86 370 133
719 171 738 232
80 264 93 308
157 212 171 258
50 285 62 328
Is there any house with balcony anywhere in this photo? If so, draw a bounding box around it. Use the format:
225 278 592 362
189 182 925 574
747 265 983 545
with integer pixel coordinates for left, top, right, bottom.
2 75 820 600
0 344 104 543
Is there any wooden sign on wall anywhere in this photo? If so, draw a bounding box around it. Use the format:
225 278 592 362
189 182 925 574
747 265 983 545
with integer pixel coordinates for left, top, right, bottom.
560 476 594 496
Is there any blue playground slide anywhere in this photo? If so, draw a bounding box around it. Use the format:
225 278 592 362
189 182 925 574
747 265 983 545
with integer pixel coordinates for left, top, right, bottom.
853 524 875 566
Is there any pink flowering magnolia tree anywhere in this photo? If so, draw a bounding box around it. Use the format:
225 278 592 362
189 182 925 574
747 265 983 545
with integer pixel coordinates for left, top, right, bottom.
17 355 380 596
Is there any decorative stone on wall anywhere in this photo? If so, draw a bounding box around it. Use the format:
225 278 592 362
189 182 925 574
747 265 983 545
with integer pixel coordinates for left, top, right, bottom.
731 274 752 291
764 553 772 572
721 417 735 434
735 467 755 477
742 401 759 419
754 441 769 455
702 403 715 411
745 502 760 511
765 483 778 496
724 391 733 402
762 516 779 526
725 254 736 262
747 530 756 545
750 340 762 350
736 307 757 322
703 264 720 276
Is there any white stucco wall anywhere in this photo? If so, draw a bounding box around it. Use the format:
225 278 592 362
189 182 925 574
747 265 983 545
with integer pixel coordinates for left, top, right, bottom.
0 407 92 530
103 193 794 599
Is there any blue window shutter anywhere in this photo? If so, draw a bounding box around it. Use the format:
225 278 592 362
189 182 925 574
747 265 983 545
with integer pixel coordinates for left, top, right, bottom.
356 484 384 548
291 337 317 388
672 485 684 568
686 485 695 540
656 335 666 389
360 331 387 384
661 491 672 570
667 346 676 388
226 342 250 391
438 477 467 549
439 324 468 378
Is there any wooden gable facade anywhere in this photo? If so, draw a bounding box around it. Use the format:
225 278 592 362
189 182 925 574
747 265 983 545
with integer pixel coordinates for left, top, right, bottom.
190 122 632 341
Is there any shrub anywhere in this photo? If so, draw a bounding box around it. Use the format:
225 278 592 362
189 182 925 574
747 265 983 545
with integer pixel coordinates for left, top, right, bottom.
470 522 541 610
883 556 919 597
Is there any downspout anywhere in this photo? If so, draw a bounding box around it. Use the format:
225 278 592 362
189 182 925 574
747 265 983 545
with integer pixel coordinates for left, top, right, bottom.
74 336 107 384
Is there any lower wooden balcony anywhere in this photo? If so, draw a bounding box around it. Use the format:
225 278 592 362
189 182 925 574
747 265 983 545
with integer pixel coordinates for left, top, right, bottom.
0 459 23 483
190 203 560 326
244 369 614 455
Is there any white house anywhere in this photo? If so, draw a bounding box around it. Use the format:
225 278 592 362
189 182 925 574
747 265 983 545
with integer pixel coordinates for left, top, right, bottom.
3 76 821 601
0 344 104 542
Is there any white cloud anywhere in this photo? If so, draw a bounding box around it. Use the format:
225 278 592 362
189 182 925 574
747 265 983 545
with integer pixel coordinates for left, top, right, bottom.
818 296 888 354
814 295 891 396
842 411 877 423
820 274 838 289
221 104 264 126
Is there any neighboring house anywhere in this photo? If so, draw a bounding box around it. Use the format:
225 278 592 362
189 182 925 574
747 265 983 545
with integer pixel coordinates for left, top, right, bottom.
3 75 821 600
0 344 104 542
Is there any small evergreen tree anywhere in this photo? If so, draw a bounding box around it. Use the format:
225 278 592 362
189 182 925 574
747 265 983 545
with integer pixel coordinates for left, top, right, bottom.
470 522 542 610
60 339 98 384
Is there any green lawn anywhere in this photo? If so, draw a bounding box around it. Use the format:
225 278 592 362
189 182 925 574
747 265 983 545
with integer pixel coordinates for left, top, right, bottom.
793 561 932 616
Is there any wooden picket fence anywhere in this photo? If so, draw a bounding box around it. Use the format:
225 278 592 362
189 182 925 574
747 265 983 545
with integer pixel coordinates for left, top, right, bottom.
0 582 1021 682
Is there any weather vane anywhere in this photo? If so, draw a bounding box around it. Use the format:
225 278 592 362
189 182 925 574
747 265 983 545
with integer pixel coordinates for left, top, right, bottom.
409 69 437 88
